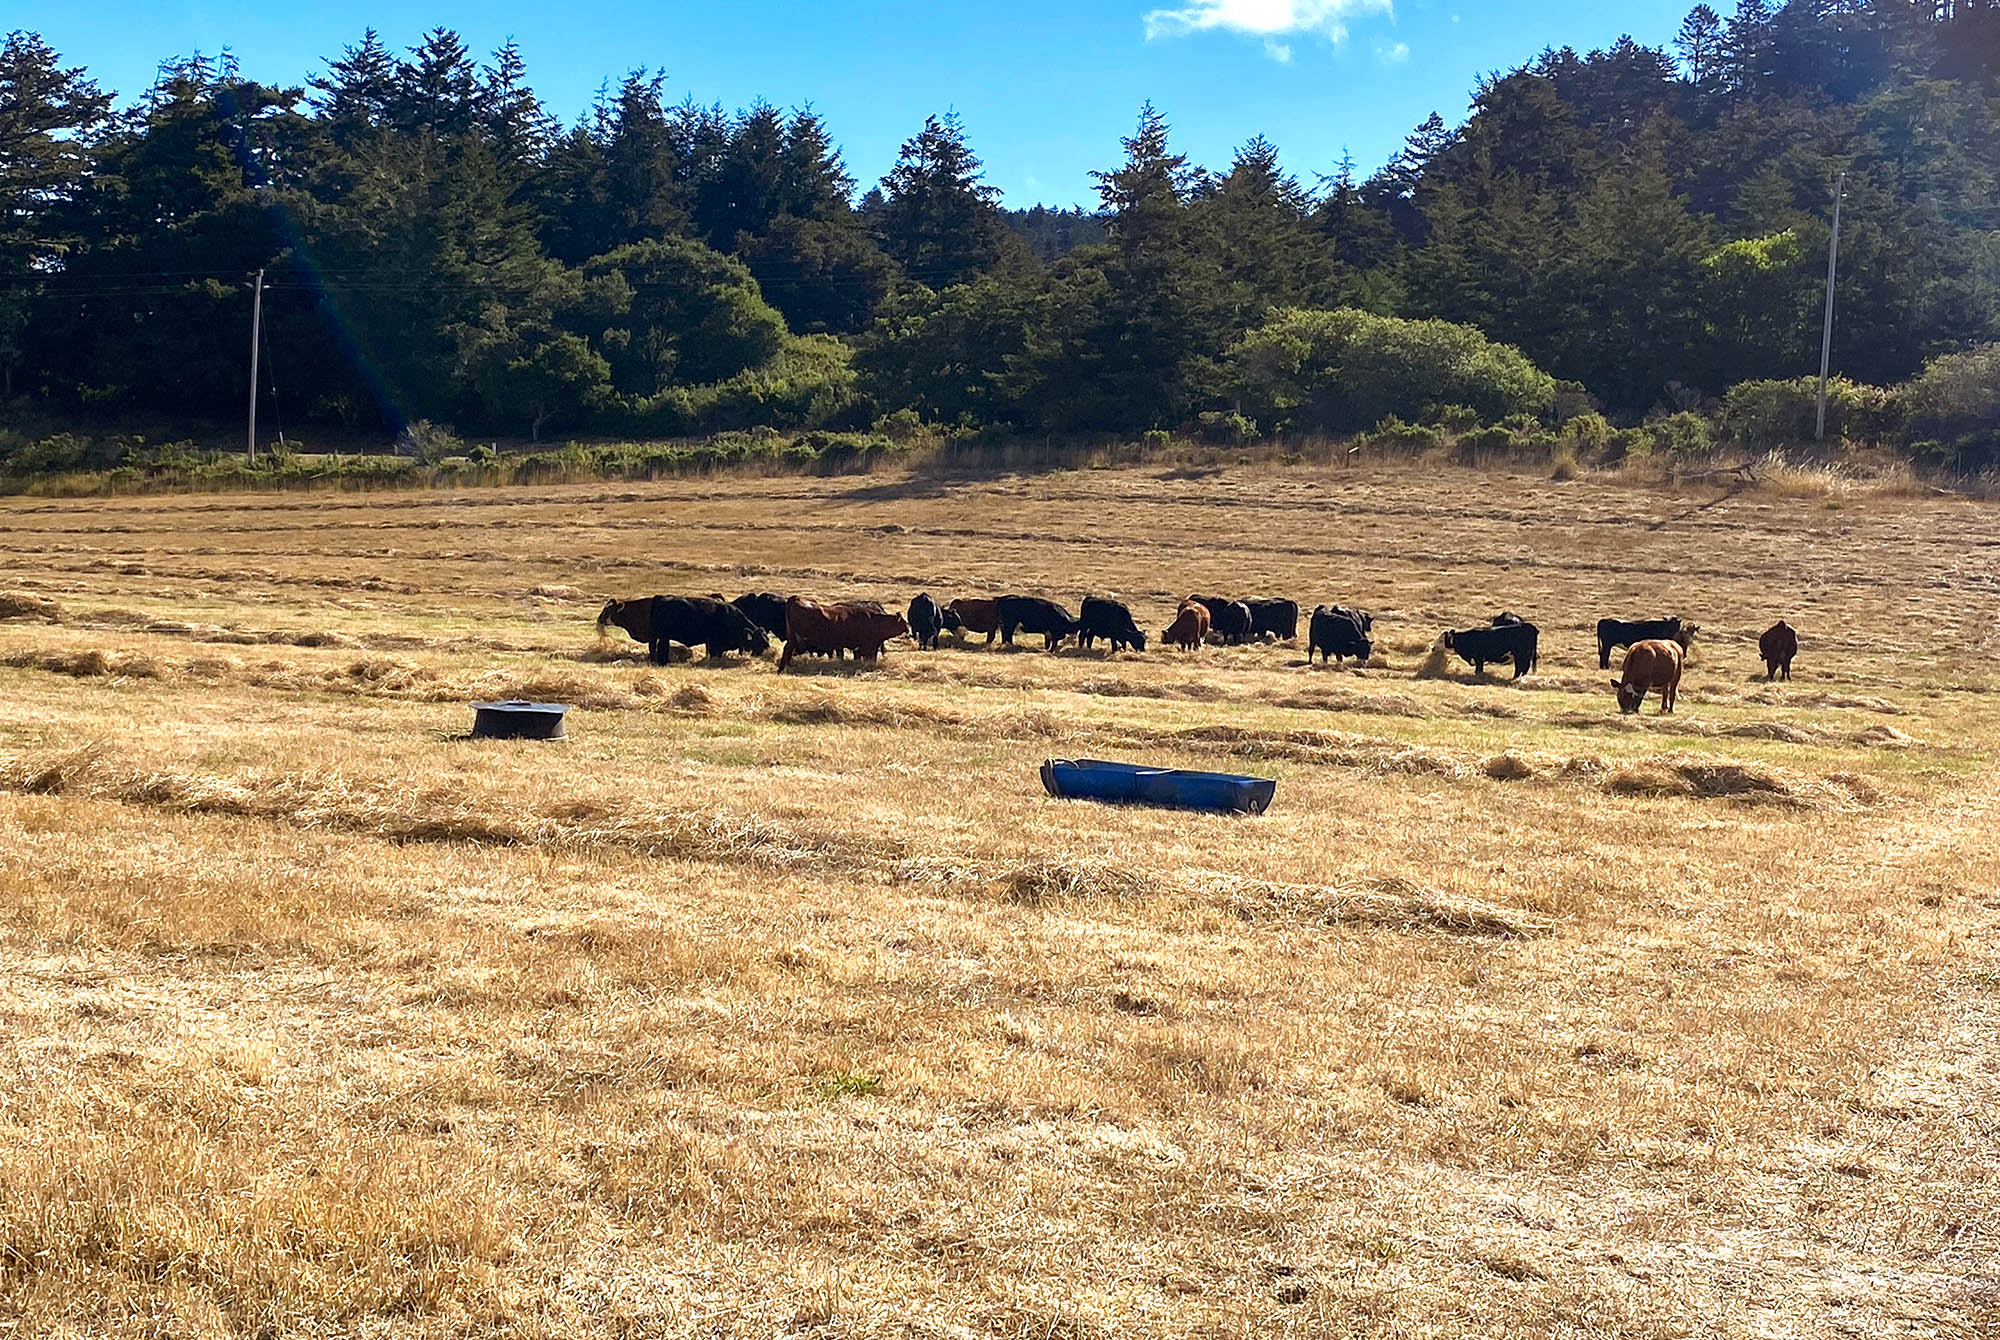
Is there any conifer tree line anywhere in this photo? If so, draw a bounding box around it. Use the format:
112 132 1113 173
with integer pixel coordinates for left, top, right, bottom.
1 3 1997 457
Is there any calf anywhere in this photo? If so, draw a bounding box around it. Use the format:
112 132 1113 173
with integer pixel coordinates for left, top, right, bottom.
1078 596 1147 652
1309 606 1372 665
1759 620 1798 681
1442 620 1539 679
907 593 943 650
1244 598 1300 641
945 597 1001 646
1190 596 1253 646
1162 600 1210 652
1614 638 1684 714
779 598 909 672
998 595 1080 651
1596 616 1688 670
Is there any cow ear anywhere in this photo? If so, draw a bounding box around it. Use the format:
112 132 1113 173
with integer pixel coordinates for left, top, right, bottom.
1608 680 1619 691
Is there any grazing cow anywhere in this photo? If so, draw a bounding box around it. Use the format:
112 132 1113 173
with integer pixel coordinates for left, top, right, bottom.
998 595 1080 651
1309 606 1373 665
946 597 1002 646
730 592 792 640
1596 616 1689 670
1613 638 1684 714
1323 605 1374 634
779 598 908 672
1442 620 1539 679
1760 620 1798 681
1245 598 1300 641
1162 600 1210 652
1189 596 1254 646
600 595 769 664
907 593 944 650
1078 596 1147 652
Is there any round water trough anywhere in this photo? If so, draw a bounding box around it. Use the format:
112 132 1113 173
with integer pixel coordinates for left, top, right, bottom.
470 699 569 740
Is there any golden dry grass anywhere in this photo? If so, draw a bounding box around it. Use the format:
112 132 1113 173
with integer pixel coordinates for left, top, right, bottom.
1 462 1996 1337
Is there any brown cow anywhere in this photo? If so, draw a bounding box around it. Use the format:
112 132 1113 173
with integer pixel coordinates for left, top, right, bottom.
1759 620 1798 681
946 597 1002 646
1613 638 1684 714
779 597 909 672
1162 600 1211 652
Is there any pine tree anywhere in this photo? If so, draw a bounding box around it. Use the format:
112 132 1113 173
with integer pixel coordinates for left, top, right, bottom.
873 112 1018 289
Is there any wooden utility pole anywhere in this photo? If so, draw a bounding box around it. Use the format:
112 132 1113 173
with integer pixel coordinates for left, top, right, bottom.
1815 174 1845 443
247 268 265 463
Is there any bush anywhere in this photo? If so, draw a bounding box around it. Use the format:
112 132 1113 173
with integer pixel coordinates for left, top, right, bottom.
874 406 923 442
1228 307 1557 434
466 443 498 465
1609 426 1654 461
1897 345 2000 470
397 420 464 463
1560 412 1613 454
1140 429 1173 449
1362 415 1440 451
1648 411 1714 458
1425 404 1482 433
1720 376 1897 449
1196 410 1259 445
1455 425 1516 463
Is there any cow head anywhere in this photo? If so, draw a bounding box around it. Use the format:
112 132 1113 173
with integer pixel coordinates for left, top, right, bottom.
598 598 649 642
1614 680 1644 713
1675 623 1700 650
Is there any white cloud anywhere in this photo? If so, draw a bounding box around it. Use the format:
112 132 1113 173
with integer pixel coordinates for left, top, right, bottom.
1143 0 1395 48
1377 39 1410 63
1264 38 1294 62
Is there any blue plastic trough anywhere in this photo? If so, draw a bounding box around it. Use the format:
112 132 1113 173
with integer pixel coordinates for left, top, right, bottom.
470 700 570 740
1039 758 1275 815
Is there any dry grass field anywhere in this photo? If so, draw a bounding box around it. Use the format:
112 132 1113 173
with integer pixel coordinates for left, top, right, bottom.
1 461 1996 1338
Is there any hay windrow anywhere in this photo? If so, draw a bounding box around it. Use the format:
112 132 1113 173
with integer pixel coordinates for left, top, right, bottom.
0 590 64 622
1209 873 1552 938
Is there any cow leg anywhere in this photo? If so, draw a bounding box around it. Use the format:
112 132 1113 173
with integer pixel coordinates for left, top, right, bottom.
1599 642 1611 671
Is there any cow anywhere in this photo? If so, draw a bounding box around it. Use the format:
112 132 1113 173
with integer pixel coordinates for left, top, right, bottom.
1078 596 1147 652
1613 638 1684 714
1759 620 1798 681
730 592 792 640
779 598 908 672
946 597 1002 646
1245 598 1300 641
907 593 944 650
1189 596 1253 646
1162 600 1210 652
1442 620 1539 679
1492 611 1526 627
1596 616 1689 670
1325 605 1374 634
600 595 769 665
998 595 1079 651
1309 606 1372 665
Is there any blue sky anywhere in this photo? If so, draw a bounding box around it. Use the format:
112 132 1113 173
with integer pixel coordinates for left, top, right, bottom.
33 1 1696 206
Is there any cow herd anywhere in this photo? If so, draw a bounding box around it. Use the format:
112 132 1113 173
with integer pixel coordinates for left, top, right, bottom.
596 592 1804 716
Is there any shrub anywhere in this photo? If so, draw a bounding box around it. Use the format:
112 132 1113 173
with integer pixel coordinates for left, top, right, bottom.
1425 404 1482 433
1140 429 1173 449
874 406 923 442
1720 376 1897 449
397 420 464 463
1560 412 1613 454
1648 411 1714 458
1455 425 1516 464
1228 307 1556 434
1609 426 1654 461
1364 416 1440 451
1196 410 1259 445
1897 345 2000 471
466 444 498 465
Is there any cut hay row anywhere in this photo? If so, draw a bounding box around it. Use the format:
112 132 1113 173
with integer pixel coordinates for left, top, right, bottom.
0 745 1550 939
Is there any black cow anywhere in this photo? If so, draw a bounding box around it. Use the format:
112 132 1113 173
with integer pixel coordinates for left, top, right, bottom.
647 596 770 664
908 593 944 650
1309 606 1372 665
1443 621 1539 679
997 595 1080 651
1596 616 1687 670
1078 596 1147 652
1190 596 1253 646
730 592 791 640
1245 598 1300 641
1491 611 1526 627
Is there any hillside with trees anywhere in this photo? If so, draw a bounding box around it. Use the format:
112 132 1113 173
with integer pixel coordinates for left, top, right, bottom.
3 1 1998 476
